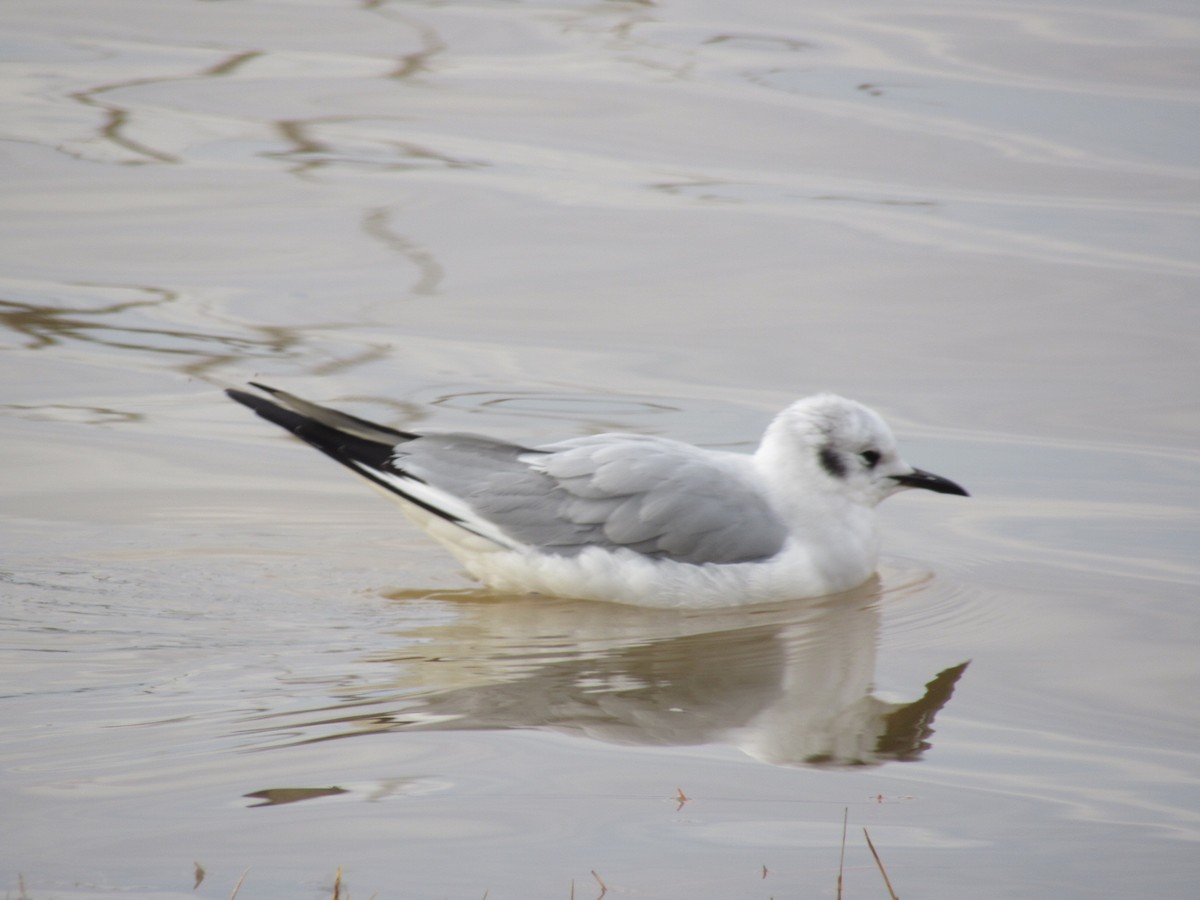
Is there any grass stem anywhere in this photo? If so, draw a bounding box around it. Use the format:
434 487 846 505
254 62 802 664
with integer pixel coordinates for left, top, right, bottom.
836 807 848 900
863 827 899 900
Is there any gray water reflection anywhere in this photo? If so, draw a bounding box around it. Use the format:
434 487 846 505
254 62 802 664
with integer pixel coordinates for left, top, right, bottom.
243 581 967 768
0 285 175 350
0 287 299 377
67 49 266 166
362 207 446 296
0 283 402 380
269 119 486 176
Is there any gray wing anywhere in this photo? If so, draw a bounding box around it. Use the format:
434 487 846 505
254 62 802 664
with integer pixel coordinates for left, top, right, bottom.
397 433 787 564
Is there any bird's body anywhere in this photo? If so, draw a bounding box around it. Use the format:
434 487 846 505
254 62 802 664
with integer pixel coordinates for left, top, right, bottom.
227 384 967 608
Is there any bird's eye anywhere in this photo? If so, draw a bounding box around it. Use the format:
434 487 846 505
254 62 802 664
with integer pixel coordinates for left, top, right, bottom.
859 449 881 468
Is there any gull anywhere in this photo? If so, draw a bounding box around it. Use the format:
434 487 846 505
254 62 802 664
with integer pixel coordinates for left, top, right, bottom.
226 383 967 608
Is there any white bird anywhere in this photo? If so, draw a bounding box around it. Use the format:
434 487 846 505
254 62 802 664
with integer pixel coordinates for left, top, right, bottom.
227 384 967 608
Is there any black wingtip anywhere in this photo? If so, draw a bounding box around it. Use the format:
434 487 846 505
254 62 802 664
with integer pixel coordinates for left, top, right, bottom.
226 386 301 433
225 384 474 533
225 386 275 416
225 384 396 471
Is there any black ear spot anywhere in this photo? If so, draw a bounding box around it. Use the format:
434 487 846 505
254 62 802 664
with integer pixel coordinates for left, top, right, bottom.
860 449 881 468
819 446 847 479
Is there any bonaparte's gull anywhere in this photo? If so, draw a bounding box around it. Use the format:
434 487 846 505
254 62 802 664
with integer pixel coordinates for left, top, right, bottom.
227 384 967 608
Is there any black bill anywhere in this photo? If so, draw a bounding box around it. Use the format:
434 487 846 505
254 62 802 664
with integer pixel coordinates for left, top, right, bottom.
892 467 969 497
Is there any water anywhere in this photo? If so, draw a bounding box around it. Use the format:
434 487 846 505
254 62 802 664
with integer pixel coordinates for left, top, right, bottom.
2 0 1198 897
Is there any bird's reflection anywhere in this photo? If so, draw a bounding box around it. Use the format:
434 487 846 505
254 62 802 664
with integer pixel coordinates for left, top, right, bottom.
250 576 966 768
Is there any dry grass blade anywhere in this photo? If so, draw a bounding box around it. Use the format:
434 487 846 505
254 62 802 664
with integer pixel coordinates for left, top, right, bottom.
193 861 206 890
863 827 899 900
836 807 848 900
591 869 608 898
228 868 251 900
332 865 343 900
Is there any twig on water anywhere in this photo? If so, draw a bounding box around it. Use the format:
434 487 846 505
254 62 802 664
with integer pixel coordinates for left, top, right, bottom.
863 827 899 900
836 807 848 900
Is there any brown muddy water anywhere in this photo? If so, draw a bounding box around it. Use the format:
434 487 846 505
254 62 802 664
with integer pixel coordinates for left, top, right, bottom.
2 1 1198 898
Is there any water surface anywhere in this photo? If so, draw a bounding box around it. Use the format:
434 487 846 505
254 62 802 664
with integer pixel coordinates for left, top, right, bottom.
2 1 1198 897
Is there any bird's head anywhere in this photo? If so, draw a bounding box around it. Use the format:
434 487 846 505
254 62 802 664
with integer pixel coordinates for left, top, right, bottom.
758 394 968 507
